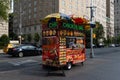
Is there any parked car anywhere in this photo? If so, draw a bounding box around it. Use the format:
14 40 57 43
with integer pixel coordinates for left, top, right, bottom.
97 43 105 48
109 44 115 47
7 44 42 57
115 44 120 47
86 43 96 48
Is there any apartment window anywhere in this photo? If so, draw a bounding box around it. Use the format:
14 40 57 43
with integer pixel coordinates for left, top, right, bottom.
29 9 31 13
34 26 37 30
29 3 31 7
34 7 37 12
117 0 118 3
34 1 37 6
117 11 119 14
29 27 31 31
69 5 72 9
29 15 31 19
76 0 78 10
62 0 65 6
24 27 26 32
34 14 37 18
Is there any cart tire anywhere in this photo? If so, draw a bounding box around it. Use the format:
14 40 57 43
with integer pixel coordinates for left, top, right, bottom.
81 62 84 66
18 52 23 57
66 62 72 70
42 65 48 69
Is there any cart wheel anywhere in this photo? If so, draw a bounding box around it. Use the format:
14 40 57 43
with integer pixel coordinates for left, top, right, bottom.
66 62 72 70
81 62 84 66
42 65 48 69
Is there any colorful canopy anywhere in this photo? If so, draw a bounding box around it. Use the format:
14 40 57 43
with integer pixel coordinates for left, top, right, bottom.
41 13 89 25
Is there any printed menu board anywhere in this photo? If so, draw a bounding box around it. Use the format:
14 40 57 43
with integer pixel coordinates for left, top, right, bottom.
59 37 66 65
59 30 84 37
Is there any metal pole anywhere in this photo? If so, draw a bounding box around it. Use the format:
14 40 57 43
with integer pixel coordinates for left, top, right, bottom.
90 24 94 58
87 0 96 58
90 5 94 58
19 2 22 44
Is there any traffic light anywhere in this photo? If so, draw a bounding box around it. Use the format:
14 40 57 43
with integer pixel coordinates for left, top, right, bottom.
90 23 96 28
85 25 90 30
93 33 96 38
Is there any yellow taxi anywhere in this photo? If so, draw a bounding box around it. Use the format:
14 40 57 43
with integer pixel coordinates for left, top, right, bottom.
3 40 19 53
3 44 16 53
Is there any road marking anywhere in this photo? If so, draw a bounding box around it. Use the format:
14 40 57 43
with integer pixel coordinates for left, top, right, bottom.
8 59 38 66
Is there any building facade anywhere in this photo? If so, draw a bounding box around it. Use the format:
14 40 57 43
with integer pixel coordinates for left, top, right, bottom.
106 0 114 39
0 20 8 37
13 0 59 44
86 0 114 39
114 0 120 37
0 0 13 37
13 0 114 44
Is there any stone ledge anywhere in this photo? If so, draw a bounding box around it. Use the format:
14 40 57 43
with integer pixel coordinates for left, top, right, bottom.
0 49 3 53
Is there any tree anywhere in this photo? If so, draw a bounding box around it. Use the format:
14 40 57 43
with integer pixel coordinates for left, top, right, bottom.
9 32 18 40
22 34 27 43
117 36 120 44
27 34 32 42
0 34 9 46
9 13 14 39
0 0 10 20
9 13 18 40
85 21 104 47
85 29 91 48
93 22 104 46
115 35 120 44
33 33 40 43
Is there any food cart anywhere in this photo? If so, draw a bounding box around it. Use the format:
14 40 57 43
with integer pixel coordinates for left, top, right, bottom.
41 13 88 70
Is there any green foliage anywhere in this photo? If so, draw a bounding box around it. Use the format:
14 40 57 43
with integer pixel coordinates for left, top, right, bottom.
0 34 9 48
33 33 40 42
9 32 18 40
27 34 32 42
114 35 120 44
85 21 104 47
0 0 10 20
93 22 104 45
85 29 91 46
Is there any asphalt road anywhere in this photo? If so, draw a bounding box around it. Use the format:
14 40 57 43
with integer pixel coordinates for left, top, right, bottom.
0 47 120 80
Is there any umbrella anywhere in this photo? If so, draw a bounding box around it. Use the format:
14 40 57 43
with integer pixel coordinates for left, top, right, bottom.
45 13 71 20
41 13 72 24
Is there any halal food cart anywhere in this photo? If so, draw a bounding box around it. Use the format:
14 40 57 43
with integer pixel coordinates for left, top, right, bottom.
41 13 88 70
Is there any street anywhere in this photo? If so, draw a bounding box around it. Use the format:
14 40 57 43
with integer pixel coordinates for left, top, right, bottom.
0 47 120 80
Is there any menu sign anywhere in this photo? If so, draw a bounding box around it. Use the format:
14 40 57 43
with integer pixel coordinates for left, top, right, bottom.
42 30 56 37
48 22 84 31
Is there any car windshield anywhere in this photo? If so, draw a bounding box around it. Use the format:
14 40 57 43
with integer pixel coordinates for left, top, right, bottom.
14 44 29 48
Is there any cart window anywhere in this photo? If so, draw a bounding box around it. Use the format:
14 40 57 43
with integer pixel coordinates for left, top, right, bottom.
66 38 76 48
66 37 85 49
42 37 58 45
76 38 85 48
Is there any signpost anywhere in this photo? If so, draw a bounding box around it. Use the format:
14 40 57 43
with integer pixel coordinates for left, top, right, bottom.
87 0 96 58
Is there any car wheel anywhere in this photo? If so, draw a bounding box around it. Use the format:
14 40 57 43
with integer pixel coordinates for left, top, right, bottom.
12 54 16 57
18 52 23 57
66 62 72 70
